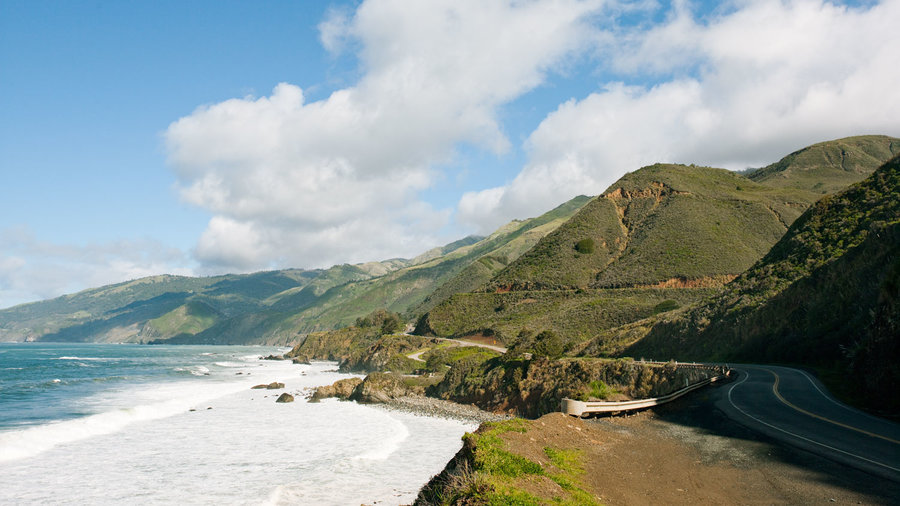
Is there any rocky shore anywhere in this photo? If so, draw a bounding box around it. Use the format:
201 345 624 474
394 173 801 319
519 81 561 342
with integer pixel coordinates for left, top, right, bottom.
378 395 511 424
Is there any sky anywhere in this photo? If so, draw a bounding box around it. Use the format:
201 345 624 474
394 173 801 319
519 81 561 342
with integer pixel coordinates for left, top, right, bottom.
1 0 899 309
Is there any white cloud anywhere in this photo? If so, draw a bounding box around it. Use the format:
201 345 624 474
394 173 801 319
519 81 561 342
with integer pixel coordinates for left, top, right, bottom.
0 227 194 310
459 0 900 232
166 0 607 273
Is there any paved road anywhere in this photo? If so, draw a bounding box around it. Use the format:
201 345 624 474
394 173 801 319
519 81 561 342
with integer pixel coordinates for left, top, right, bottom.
717 365 900 481
434 336 507 353
405 336 507 362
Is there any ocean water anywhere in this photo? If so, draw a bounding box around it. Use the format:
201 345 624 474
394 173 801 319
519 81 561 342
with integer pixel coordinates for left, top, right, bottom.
0 343 475 505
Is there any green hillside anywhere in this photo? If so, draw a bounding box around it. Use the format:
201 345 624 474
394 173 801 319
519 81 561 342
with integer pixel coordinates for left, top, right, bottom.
177 195 591 344
486 164 817 291
0 264 390 343
417 287 717 347
410 195 592 314
749 135 898 194
0 197 587 345
616 156 900 413
420 136 900 349
143 300 220 338
0 274 220 342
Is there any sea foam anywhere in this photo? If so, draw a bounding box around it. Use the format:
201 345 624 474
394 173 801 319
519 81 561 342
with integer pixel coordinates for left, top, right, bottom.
0 347 474 505
0 377 256 463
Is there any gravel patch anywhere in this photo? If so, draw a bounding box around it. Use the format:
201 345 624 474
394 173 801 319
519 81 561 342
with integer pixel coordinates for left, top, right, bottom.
377 395 511 424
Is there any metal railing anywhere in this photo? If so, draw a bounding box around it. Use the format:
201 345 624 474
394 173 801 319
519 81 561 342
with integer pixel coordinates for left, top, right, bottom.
561 369 730 417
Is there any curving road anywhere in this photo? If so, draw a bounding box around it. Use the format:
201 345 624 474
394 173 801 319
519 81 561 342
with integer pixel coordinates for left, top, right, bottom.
716 365 900 481
405 336 507 362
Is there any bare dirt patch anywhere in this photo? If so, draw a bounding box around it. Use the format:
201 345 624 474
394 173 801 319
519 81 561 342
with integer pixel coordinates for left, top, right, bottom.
458 334 505 348
495 411 896 505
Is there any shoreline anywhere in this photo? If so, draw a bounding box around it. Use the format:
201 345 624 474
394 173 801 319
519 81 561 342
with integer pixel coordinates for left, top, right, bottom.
374 395 512 424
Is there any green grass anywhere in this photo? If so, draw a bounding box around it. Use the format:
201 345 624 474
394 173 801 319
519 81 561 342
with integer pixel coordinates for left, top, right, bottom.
485 163 826 292
421 287 717 346
749 135 899 194
440 420 599 505
144 301 220 339
577 380 614 401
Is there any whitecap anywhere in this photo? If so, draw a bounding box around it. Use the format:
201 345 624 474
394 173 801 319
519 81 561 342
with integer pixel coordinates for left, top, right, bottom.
174 365 210 376
55 357 111 362
213 362 246 368
0 377 258 463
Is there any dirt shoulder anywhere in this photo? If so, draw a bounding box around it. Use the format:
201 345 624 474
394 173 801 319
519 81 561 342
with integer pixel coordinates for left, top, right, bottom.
578 408 895 505
417 388 898 505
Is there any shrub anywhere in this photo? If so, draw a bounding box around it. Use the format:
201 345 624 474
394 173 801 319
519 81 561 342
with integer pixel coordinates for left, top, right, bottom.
652 300 680 314
532 330 565 359
355 309 402 335
574 238 595 254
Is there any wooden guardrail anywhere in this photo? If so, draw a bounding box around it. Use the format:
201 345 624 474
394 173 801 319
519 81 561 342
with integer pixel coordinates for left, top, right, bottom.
561 369 730 417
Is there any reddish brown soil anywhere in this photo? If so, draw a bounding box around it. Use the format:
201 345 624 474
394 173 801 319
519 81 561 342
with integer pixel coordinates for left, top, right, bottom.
459 334 505 348
639 275 738 289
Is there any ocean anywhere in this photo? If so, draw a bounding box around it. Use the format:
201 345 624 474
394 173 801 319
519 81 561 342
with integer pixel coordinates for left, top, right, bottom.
0 343 475 505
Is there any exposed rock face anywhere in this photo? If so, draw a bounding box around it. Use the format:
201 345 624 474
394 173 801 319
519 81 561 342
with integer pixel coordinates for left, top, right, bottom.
275 393 294 403
338 335 441 373
309 377 363 402
251 384 268 389
291 355 310 365
428 357 725 418
262 354 285 361
309 373 426 404
349 372 425 403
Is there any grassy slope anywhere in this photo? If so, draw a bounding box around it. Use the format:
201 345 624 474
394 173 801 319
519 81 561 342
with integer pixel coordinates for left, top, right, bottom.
487 164 815 291
419 288 716 346
0 275 221 342
143 300 220 337
148 196 591 345
749 134 899 194
620 156 900 413
0 267 379 343
421 136 900 353
411 196 593 314
423 165 811 345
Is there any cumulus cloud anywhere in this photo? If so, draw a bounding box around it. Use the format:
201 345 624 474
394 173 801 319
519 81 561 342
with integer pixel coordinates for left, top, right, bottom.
459 0 900 232
0 227 194 310
166 0 606 273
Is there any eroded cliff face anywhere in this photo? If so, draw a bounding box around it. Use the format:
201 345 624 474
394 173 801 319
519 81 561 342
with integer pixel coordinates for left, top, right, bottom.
427 357 724 418
310 372 436 404
285 327 435 374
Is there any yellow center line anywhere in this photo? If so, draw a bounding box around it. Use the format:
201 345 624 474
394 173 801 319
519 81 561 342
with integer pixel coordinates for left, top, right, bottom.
766 368 900 445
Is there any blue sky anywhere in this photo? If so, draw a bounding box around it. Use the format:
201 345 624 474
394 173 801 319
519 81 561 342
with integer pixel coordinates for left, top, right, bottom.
2 0 898 309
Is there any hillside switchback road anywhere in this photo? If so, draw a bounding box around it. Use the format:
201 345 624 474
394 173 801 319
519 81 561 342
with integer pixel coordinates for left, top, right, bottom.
717 365 900 482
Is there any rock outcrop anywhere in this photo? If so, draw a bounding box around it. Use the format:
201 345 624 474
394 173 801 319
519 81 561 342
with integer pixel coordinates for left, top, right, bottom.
428 356 725 417
309 373 428 404
275 393 294 403
309 377 363 402
251 382 285 390
349 372 426 403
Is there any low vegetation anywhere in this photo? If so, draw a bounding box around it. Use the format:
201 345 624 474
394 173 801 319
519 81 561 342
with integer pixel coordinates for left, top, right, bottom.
748 134 898 194
427 355 723 418
416 418 601 505
417 287 717 347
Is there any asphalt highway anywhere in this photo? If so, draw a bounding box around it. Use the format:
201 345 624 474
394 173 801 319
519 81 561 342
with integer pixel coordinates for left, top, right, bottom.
716 365 900 482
